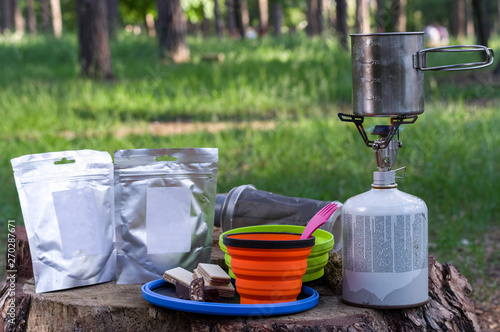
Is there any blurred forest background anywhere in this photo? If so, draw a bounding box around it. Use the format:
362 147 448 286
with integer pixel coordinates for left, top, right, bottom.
0 0 499 74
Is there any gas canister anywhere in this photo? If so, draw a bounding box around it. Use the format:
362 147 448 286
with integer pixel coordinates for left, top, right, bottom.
341 170 429 308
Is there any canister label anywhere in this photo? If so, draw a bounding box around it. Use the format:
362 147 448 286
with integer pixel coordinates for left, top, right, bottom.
343 213 428 273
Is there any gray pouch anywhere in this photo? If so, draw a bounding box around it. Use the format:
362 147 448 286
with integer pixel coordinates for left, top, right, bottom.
114 148 218 284
11 150 116 293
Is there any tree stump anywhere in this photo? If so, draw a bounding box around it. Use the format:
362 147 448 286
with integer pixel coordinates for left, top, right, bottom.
0 226 32 332
1 227 480 331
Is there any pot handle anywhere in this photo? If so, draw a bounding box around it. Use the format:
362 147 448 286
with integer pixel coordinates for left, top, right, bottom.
413 45 494 71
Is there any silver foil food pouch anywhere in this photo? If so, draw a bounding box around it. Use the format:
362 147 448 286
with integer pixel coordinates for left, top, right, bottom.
11 150 116 293
114 148 218 284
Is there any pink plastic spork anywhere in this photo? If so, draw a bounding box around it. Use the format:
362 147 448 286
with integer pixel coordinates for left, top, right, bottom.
300 203 339 239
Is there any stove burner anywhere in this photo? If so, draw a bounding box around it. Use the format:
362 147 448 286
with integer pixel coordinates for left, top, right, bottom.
337 113 418 150
338 113 419 171
371 125 392 136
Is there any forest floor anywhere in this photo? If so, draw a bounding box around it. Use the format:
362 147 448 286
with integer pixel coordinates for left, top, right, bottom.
469 226 500 331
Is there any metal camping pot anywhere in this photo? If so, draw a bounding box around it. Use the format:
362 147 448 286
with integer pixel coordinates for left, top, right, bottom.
351 32 494 117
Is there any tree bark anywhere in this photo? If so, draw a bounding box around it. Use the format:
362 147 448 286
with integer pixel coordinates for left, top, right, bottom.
336 0 348 49
146 13 156 37
13 0 24 36
0 0 25 35
471 0 490 46
391 0 407 32
50 0 62 37
40 0 51 33
234 0 246 39
226 0 237 37
466 0 475 38
375 0 385 31
382 257 481 331
201 4 211 37
306 0 323 36
0 226 33 332
451 0 466 39
355 0 370 33
458 0 467 38
0 0 13 33
325 0 335 31
107 0 118 38
214 0 224 37
241 0 250 36
270 0 282 36
498 0 500 32
26 0 37 35
76 0 114 79
156 0 190 63
258 0 269 35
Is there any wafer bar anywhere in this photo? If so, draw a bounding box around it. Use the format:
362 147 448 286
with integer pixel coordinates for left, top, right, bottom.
163 266 193 287
193 267 235 298
197 263 231 285
175 277 220 302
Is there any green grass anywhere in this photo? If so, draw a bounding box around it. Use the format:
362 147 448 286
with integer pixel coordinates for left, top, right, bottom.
1 32 499 289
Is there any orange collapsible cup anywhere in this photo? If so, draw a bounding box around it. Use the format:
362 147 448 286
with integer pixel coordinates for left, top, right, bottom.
222 232 315 304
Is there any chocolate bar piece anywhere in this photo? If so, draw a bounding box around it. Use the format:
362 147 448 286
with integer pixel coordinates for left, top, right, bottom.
204 287 220 302
175 281 191 300
190 277 205 301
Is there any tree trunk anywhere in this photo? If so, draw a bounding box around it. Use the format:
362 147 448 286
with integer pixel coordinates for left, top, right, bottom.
50 0 62 37
226 0 237 37
156 0 190 63
258 0 269 35
201 3 211 37
270 0 282 36
391 0 407 32
466 0 475 38
497 0 500 32
13 0 25 36
234 0 246 39
146 13 156 37
0 0 24 35
214 0 224 37
451 0 466 39
336 0 348 49
325 0 335 31
76 0 114 79
355 0 370 33
40 0 51 33
306 0 323 36
375 0 385 31
472 0 490 46
234 0 250 39
0 226 33 332
0 0 13 33
26 0 37 35
241 0 249 35
107 0 118 38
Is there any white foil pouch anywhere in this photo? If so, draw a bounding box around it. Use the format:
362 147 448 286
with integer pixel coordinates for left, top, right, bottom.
114 148 218 284
11 150 116 293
